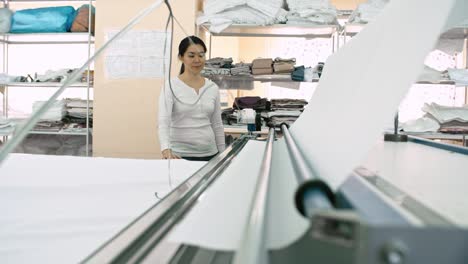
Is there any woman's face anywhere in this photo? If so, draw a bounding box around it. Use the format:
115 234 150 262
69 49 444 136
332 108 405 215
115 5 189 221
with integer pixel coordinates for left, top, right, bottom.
180 44 206 75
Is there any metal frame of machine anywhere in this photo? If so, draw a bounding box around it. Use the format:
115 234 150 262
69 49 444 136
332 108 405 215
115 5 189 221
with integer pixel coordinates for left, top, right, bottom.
83 131 468 264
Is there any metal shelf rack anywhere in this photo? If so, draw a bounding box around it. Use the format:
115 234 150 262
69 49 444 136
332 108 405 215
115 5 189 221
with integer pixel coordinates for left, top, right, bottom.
0 0 95 156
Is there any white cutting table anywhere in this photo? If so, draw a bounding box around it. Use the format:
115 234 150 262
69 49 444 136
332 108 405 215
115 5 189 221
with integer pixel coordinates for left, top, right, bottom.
0 154 205 263
361 140 468 227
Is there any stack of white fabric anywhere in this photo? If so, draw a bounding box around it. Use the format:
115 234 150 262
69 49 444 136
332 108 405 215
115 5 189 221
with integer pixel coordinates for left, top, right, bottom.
32 100 66 121
66 98 93 119
423 103 468 124
402 103 468 133
348 0 389 24
286 0 337 25
198 0 287 33
447 68 468 86
401 117 440 133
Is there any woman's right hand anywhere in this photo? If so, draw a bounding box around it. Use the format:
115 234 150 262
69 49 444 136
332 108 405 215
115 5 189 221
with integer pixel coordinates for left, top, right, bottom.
162 149 181 159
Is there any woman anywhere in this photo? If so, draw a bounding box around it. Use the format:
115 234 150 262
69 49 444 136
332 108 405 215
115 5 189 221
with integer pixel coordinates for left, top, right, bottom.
158 36 225 161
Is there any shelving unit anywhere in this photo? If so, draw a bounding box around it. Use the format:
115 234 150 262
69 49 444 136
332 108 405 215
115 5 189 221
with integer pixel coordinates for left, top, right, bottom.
200 23 338 38
0 32 95 44
198 21 338 131
204 74 319 90
200 23 339 58
341 22 468 144
0 82 92 88
199 22 337 99
204 74 319 83
0 0 95 156
11 117 91 136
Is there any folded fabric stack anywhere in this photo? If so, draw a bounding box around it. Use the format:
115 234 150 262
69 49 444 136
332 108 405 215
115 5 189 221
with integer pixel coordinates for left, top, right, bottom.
271 98 307 110
230 63 251 76
34 120 63 132
62 123 88 133
267 98 307 127
401 117 440 133
261 110 302 118
402 103 468 133
348 0 389 24
273 57 295 74
447 69 468 86
424 103 468 133
221 108 237 125
252 58 273 75
286 0 338 25
63 98 93 128
30 100 66 132
203 68 231 76
35 68 76 83
291 65 319 82
197 0 287 33
204 57 300 77
205 57 233 68
439 120 468 134
203 57 233 76
32 100 66 121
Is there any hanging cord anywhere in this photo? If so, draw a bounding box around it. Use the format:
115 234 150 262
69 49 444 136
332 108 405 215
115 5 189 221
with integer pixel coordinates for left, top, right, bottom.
160 0 197 197
163 0 252 141
162 0 212 107
173 11 242 116
161 0 174 197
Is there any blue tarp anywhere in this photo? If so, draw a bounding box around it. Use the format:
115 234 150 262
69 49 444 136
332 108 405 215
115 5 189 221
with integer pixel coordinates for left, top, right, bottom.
10 6 76 33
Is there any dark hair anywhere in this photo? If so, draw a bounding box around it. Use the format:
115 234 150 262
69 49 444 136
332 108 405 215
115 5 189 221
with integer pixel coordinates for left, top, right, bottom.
178 35 207 74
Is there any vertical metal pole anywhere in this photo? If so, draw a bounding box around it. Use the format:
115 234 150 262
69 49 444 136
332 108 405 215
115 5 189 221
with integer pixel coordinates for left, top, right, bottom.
85 0 93 156
336 29 340 51
2 35 6 116
394 112 399 135
331 32 335 53
1 21 6 143
464 38 467 105
5 34 8 119
343 25 347 44
209 34 212 59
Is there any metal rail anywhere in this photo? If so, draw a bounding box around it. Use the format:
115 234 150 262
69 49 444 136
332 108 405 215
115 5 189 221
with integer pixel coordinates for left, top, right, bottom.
82 136 250 264
280 124 335 218
234 128 275 264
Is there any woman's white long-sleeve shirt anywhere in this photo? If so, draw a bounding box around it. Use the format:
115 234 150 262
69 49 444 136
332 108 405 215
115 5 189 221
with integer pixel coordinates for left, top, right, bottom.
158 77 226 157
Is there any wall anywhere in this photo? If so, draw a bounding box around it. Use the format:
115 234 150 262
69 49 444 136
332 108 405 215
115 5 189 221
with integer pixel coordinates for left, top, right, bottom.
93 0 196 158
93 0 367 159
332 0 367 9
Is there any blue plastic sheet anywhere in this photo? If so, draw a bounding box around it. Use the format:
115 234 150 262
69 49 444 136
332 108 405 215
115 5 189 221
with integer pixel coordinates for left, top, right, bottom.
10 6 76 33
